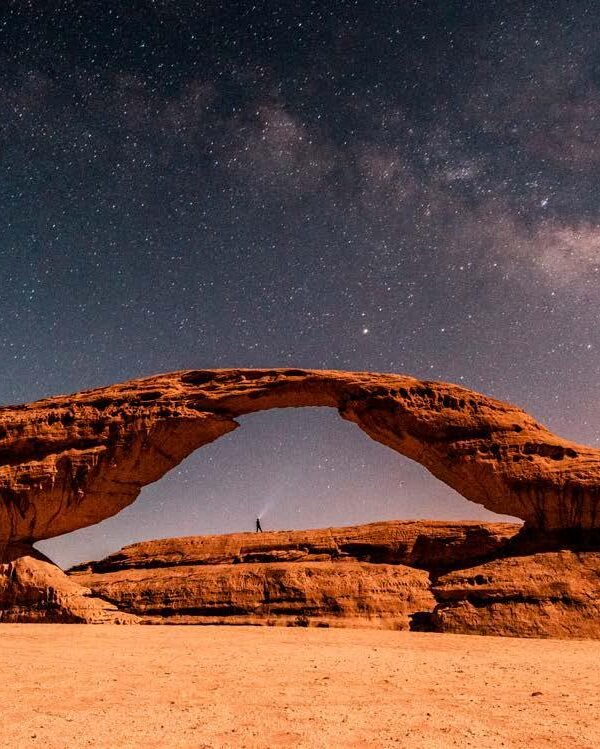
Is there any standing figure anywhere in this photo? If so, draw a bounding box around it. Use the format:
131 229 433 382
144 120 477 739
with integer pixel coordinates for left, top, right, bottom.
256 517 263 533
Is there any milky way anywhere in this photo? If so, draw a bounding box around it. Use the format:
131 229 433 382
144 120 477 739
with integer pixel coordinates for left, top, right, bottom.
0 2 598 566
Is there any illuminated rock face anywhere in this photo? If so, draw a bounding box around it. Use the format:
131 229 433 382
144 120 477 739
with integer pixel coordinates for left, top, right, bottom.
0 547 138 624
432 551 600 639
68 523 600 637
1 367 600 557
68 521 517 629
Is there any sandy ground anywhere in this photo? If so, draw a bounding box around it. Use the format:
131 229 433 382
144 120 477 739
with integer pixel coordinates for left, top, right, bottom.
0 625 597 749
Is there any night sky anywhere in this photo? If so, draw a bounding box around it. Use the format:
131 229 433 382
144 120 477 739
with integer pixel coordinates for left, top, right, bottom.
1 2 599 568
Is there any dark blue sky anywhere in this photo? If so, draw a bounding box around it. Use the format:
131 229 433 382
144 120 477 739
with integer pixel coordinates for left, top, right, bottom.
0 1 598 567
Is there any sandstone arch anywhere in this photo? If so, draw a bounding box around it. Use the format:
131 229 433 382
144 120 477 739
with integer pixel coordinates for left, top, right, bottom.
1 368 600 558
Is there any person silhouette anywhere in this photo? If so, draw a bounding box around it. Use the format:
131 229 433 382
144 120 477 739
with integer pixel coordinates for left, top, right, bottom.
256 517 263 533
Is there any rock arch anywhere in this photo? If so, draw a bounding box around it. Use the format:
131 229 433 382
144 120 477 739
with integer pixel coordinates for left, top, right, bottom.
1 368 600 557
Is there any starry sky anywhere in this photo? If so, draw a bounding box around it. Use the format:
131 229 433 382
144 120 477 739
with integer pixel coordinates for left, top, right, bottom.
1 1 599 568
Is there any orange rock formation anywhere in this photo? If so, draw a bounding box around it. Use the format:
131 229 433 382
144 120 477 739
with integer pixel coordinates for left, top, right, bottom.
432 550 600 638
0 547 137 624
71 520 517 575
69 521 517 628
68 521 600 637
1 367 600 633
1 368 599 558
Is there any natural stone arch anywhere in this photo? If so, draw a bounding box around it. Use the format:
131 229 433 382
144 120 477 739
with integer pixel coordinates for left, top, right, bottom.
1 367 600 559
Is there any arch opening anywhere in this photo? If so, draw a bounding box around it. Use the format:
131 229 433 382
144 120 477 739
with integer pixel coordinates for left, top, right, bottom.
37 406 521 569
5 366 597 569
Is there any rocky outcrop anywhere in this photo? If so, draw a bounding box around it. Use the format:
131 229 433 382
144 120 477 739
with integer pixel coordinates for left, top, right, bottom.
67 521 518 628
0 551 138 624
1 368 600 559
2 367 600 632
70 520 519 576
69 521 600 637
71 560 435 629
432 551 600 639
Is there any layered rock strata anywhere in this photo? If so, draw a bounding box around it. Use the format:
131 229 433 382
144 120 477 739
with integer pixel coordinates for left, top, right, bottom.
432 551 600 639
71 560 435 629
70 520 519 575
69 521 600 637
69 521 519 628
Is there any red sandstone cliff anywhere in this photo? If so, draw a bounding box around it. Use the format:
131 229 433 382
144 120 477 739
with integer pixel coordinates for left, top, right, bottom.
69 520 518 629
68 520 600 638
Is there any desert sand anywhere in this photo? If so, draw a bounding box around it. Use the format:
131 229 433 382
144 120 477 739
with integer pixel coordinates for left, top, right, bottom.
0 625 597 749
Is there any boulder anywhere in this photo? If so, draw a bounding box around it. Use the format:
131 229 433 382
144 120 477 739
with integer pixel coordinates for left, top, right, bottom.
0 548 138 624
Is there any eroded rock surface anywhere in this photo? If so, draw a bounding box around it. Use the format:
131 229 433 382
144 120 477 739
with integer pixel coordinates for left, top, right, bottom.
0 551 138 624
68 521 600 636
71 560 434 629
432 551 600 639
68 521 517 628
1 368 600 548
70 520 519 575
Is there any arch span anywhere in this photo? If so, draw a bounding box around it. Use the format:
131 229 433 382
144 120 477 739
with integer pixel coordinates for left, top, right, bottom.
1 368 599 552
